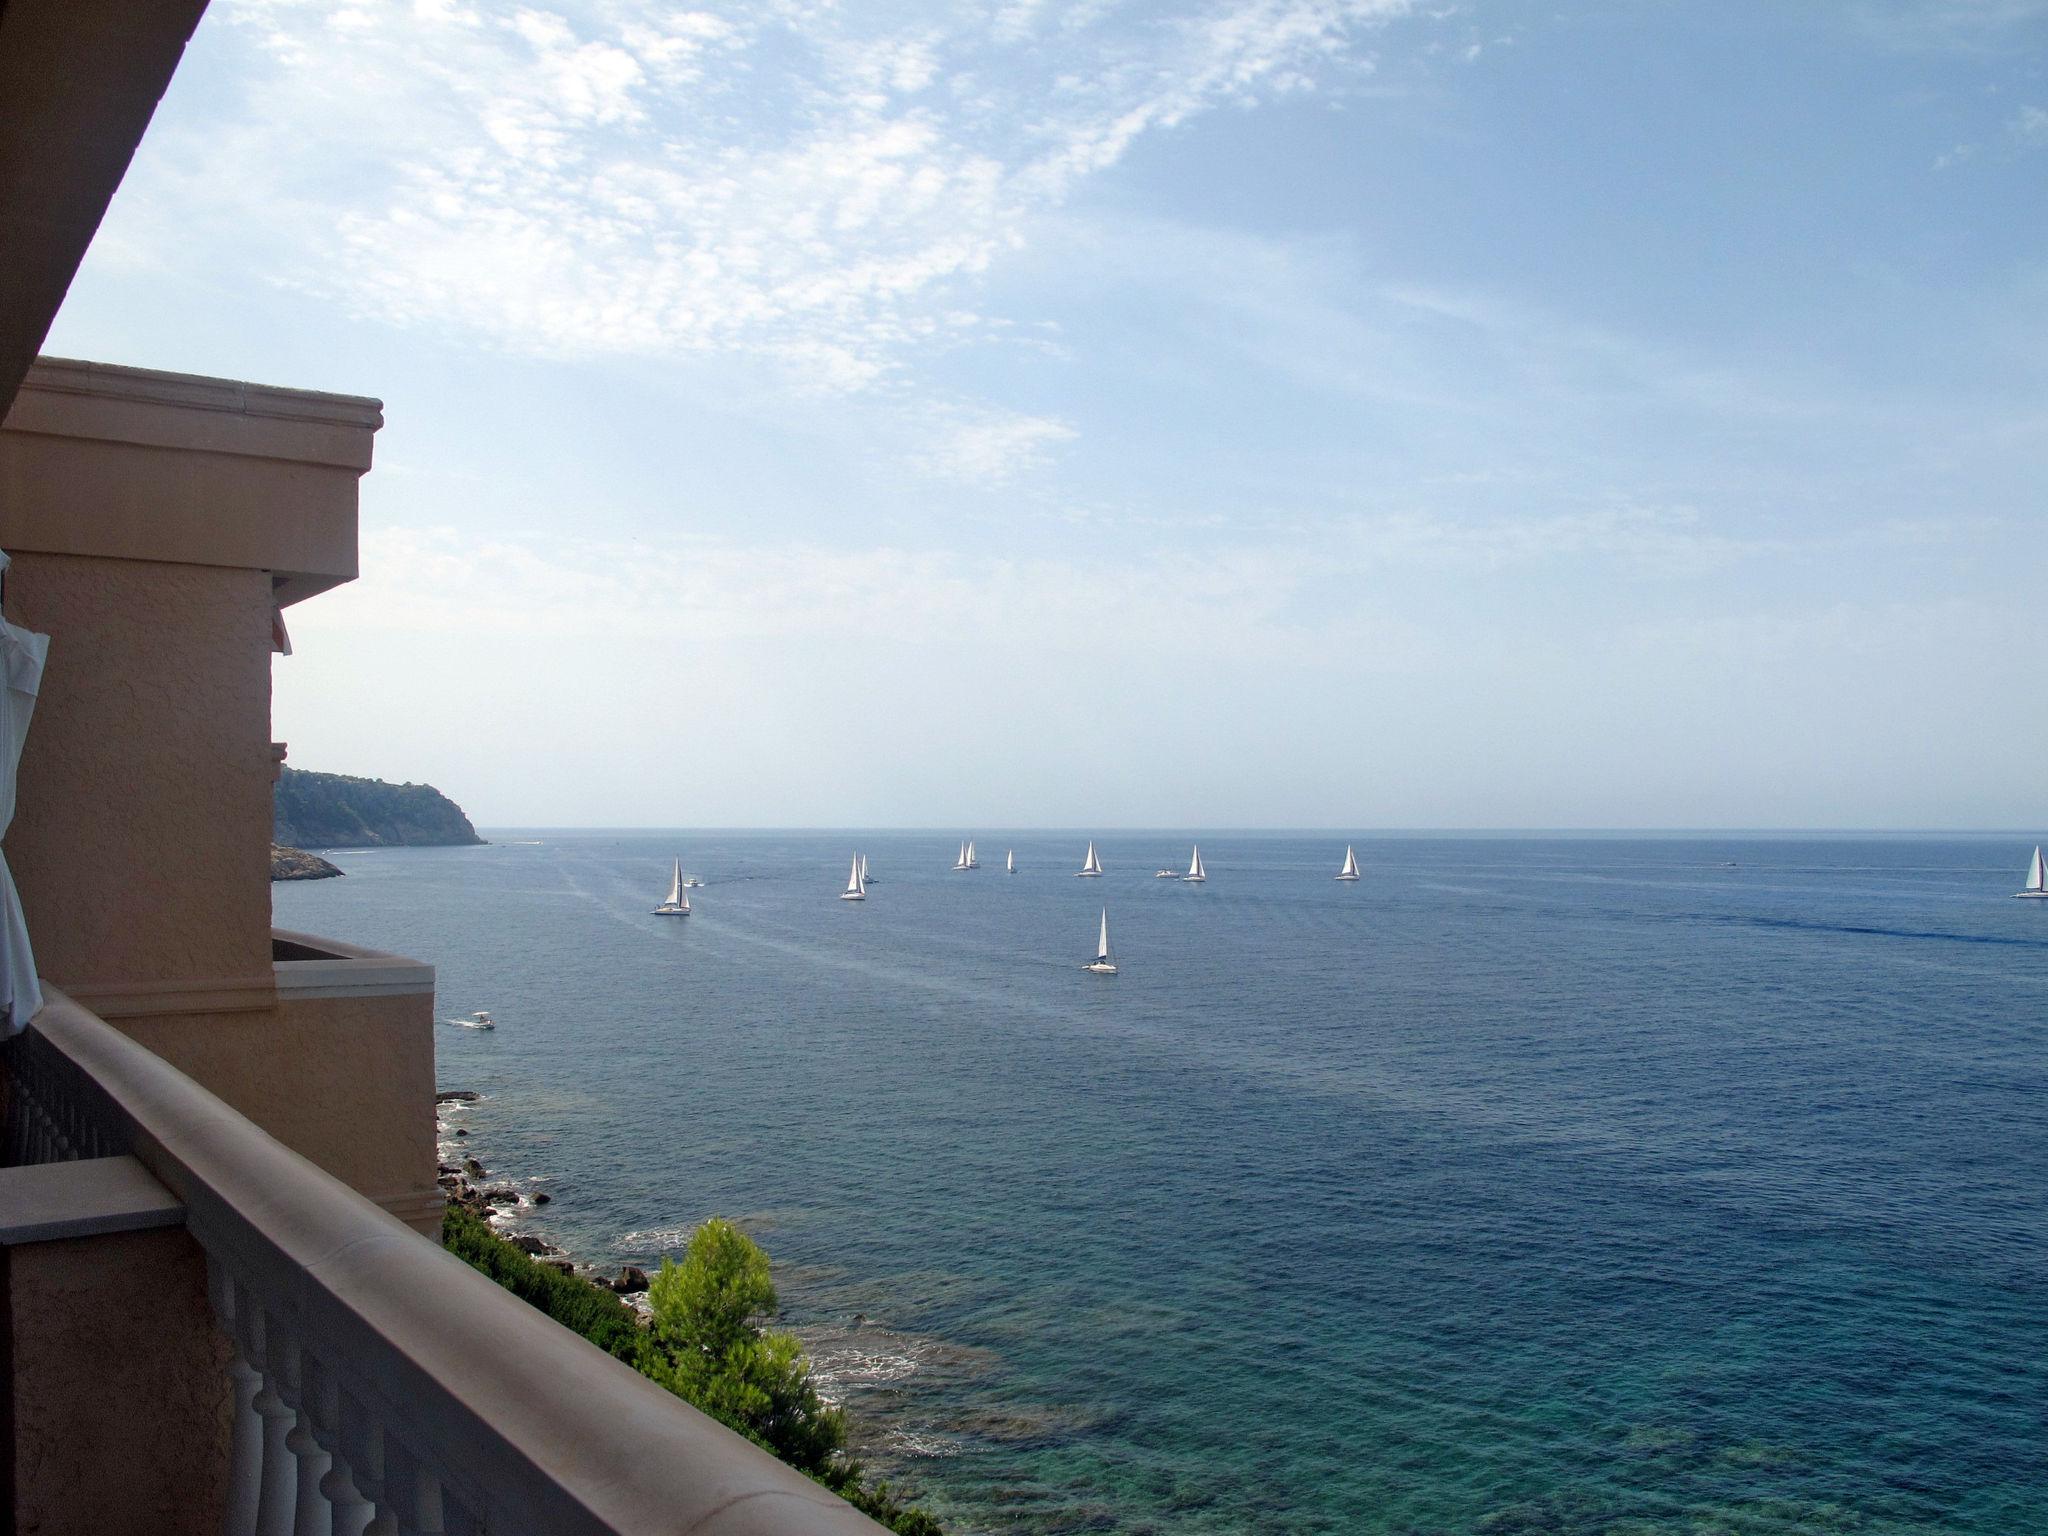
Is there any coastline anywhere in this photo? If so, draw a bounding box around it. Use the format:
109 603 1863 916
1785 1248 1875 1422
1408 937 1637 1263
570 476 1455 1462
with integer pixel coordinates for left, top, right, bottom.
431 1090 991 1508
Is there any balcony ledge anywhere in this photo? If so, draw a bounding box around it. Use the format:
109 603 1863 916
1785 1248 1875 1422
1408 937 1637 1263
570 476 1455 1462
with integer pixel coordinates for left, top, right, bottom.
272 928 434 1000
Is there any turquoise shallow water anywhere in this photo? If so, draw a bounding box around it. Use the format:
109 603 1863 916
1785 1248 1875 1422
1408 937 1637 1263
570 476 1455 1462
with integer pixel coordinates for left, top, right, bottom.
277 834 2048 1535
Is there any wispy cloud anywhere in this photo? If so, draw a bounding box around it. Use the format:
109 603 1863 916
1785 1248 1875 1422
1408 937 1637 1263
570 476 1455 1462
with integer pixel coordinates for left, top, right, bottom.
132 0 1422 411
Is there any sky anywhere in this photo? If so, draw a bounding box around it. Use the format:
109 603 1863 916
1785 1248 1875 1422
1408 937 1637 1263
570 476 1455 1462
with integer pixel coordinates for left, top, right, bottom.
43 0 2048 829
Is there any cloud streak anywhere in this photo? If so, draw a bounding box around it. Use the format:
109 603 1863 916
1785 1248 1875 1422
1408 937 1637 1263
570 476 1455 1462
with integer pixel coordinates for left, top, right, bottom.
175 0 1417 402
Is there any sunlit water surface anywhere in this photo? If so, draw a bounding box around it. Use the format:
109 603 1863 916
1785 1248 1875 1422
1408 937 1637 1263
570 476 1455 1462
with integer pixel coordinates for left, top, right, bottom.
277 833 2048 1535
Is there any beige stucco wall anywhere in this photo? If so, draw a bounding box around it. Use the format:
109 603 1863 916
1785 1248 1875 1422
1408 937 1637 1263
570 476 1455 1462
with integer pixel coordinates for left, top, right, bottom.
124 987 444 1234
5 1226 231 1535
0 361 434 1226
6 549 275 1001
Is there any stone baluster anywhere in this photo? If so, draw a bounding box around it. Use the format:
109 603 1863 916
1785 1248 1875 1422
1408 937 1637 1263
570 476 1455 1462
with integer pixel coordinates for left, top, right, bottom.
252 1298 305 1536
340 1408 399 1536
378 1434 450 1536
311 1372 376 1536
211 1262 265 1536
284 1345 334 1536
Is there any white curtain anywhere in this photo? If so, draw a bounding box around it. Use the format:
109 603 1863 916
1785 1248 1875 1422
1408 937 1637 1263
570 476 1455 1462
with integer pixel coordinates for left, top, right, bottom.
0 551 48 1035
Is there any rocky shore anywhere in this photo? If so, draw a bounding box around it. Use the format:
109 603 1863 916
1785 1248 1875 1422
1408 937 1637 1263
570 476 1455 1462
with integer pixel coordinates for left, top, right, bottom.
434 1089 650 1297
271 843 343 880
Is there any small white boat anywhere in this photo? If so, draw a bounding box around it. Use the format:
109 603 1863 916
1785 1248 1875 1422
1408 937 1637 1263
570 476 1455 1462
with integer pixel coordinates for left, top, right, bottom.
470 1009 496 1030
1082 906 1117 974
1181 844 1207 883
653 858 691 915
1335 845 1361 882
1077 840 1103 877
1155 866 1178 878
1006 849 1016 874
682 875 704 889
2018 845 2048 900
840 854 866 901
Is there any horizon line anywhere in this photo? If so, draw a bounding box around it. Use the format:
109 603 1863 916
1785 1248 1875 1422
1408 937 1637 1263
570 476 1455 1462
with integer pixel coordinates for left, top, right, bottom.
466 825 2045 838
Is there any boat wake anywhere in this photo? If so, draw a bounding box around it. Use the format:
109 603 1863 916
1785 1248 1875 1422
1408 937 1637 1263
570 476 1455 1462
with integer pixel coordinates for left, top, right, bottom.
1719 914 2048 949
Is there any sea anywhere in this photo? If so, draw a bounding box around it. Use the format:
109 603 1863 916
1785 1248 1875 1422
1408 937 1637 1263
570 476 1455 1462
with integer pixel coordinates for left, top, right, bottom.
274 833 2048 1536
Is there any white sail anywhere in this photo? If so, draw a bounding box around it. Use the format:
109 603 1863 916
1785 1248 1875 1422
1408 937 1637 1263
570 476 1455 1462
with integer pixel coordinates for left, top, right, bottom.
1097 906 1112 961
842 854 865 899
655 857 690 913
1079 840 1102 876
1006 849 1015 873
860 853 870 883
954 840 968 869
1337 845 1360 880
966 840 977 868
2030 846 2047 893
1185 844 1205 881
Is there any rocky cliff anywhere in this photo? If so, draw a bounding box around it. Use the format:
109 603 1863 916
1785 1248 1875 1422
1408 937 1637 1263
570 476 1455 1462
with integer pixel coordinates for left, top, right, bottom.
274 767 485 849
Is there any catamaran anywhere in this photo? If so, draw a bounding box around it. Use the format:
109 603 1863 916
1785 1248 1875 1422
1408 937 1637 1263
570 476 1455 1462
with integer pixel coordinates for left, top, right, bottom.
1006 849 1016 874
2018 846 2048 900
1335 845 1361 882
652 858 691 915
1182 845 1207 883
1083 907 1117 974
840 855 866 901
1077 840 1103 877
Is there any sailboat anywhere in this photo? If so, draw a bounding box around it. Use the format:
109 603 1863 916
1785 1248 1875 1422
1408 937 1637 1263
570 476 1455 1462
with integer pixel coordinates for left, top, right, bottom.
1077 840 1103 877
965 840 979 870
1082 907 1117 974
2018 846 2048 900
652 858 691 915
1335 845 1361 882
840 855 866 901
1181 845 1207 883
953 839 976 871
860 853 873 886
1006 849 1016 874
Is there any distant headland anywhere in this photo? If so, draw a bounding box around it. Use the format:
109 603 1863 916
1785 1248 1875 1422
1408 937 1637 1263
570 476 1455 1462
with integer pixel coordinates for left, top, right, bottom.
271 767 484 880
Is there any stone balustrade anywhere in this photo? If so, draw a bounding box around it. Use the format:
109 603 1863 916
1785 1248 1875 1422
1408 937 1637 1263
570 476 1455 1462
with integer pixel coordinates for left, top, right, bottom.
6 985 887 1536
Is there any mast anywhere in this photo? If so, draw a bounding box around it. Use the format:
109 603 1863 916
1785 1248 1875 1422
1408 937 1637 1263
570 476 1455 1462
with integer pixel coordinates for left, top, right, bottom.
667 859 683 906
2032 846 2046 892
1187 844 1202 879
1097 907 1112 961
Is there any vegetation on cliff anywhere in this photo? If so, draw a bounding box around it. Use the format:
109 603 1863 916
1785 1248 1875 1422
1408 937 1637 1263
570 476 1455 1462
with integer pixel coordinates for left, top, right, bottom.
274 766 483 849
442 1206 940 1535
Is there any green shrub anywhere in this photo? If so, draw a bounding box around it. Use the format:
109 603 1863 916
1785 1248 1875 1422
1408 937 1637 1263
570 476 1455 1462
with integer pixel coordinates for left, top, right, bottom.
441 1205 943 1535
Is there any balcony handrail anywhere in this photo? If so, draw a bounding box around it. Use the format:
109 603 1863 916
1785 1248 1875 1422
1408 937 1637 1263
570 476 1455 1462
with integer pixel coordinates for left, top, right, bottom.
22 985 887 1535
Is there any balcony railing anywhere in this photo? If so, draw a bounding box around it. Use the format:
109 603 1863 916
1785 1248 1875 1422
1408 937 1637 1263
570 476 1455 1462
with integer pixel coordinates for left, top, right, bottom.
8 987 886 1536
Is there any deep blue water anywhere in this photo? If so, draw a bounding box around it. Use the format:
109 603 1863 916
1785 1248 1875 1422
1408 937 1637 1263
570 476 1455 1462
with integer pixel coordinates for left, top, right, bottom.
276 834 2048 1535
